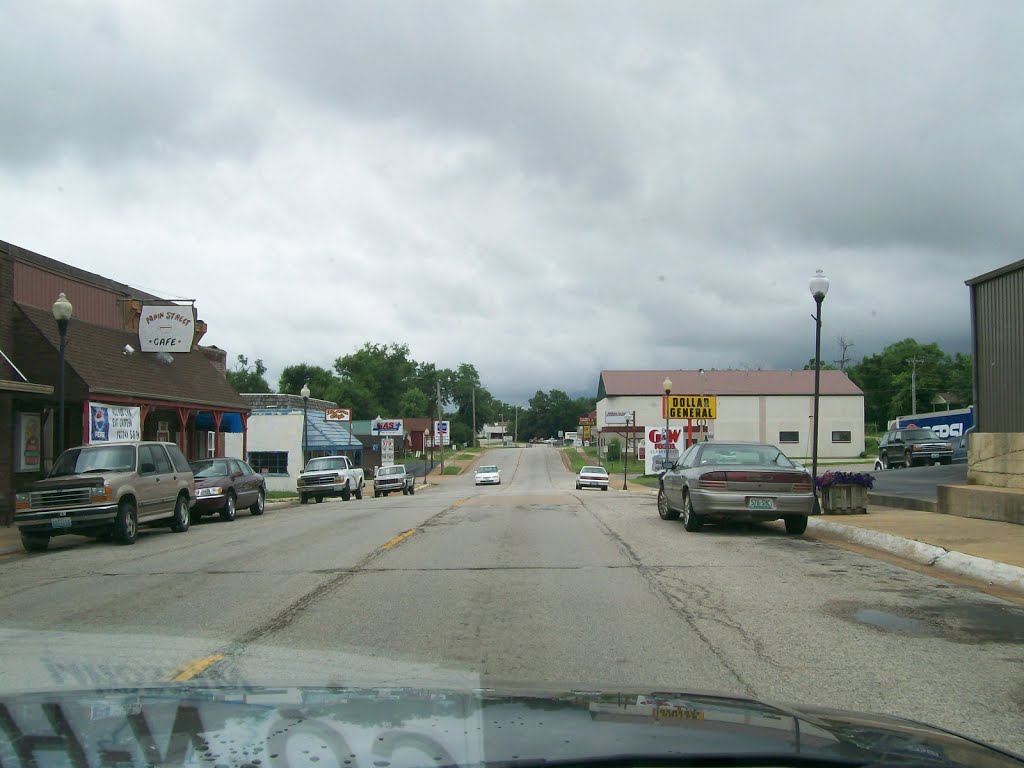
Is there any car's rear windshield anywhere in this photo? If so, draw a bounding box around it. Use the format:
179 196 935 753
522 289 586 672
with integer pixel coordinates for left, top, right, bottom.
191 460 231 478
698 445 797 468
306 458 348 471
581 466 607 475
377 466 404 476
49 445 137 477
477 466 499 473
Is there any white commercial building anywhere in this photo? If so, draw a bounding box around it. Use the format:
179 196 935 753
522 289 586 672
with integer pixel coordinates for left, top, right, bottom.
596 369 865 462
225 394 364 492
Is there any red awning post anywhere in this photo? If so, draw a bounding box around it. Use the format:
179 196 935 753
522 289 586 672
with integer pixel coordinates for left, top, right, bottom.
176 407 194 452
241 413 248 459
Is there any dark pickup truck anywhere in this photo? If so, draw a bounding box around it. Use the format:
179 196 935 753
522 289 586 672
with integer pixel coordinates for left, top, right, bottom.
877 427 954 468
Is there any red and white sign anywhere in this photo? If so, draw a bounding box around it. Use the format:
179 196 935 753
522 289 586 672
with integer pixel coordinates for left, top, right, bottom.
645 427 683 475
371 418 403 435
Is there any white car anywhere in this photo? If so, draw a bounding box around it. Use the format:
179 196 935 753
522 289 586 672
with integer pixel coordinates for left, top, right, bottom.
576 466 609 491
475 465 501 485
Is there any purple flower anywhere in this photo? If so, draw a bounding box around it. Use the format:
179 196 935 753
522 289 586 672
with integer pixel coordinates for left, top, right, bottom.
815 470 875 489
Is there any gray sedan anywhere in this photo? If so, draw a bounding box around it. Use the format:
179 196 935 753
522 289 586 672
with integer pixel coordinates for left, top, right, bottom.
657 441 815 534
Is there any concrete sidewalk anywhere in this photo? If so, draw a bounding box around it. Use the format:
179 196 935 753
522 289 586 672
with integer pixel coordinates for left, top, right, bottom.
615 480 1024 596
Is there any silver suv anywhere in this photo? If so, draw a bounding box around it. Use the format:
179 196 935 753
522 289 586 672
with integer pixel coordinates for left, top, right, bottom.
14 441 196 552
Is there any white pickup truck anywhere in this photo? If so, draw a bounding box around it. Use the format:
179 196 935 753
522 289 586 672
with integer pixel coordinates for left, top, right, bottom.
296 455 365 504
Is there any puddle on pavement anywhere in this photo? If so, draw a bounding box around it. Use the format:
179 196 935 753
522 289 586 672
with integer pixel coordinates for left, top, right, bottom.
852 609 927 635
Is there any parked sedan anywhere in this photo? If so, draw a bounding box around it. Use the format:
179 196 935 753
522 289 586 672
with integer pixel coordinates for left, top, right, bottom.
189 458 267 522
474 465 501 485
576 465 609 491
658 442 814 535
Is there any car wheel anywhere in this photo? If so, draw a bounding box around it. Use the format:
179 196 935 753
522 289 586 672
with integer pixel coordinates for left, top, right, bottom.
409 484 415 495
576 482 582 490
601 485 608 491
20 532 49 552
220 492 237 522
115 498 138 545
904 450 914 468
354 482 363 500
682 492 703 532
171 493 190 532
784 515 809 535
300 493 309 505
250 488 266 516
340 483 351 501
374 489 381 498
880 452 889 470
657 487 680 520
315 494 324 503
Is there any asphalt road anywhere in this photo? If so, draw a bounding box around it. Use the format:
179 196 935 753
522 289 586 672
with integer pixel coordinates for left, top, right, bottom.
869 462 968 501
0 446 1021 755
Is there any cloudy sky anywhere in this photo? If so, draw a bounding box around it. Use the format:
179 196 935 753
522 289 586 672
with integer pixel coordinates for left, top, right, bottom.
3 1 1020 403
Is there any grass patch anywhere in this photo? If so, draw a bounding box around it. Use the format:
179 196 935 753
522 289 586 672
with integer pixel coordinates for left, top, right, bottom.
563 448 588 472
441 466 462 475
455 453 474 461
630 475 661 488
267 491 297 500
602 456 646 475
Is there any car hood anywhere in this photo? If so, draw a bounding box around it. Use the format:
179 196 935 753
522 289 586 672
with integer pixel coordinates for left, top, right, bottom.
0 685 1018 767
193 476 229 488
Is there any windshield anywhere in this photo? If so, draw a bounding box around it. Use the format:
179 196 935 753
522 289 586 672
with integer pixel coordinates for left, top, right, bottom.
305 458 347 472
699 445 798 468
4 4 1021 762
190 460 231 478
48 445 136 477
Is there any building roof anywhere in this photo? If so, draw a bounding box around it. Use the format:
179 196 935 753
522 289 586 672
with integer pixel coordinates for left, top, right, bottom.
598 369 863 398
17 303 248 411
965 258 1024 287
3 239 164 301
303 410 363 452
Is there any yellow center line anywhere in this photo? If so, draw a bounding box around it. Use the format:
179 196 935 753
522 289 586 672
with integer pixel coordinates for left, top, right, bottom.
381 528 417 550
167 653 224 683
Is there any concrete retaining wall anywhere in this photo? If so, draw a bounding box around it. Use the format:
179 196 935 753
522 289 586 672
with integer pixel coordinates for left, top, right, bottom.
938 484 1024 525
968 432 1024 489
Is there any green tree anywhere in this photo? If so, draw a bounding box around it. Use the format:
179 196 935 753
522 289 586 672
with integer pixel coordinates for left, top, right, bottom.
397 388 430 418
803 358 838 371
277 364 337 400
847 339 972 431
334 343 418 417
226 355 271 394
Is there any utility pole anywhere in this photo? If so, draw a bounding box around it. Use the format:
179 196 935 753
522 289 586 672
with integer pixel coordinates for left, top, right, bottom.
907 357 920 415
514 406 518 444
437 379 445 476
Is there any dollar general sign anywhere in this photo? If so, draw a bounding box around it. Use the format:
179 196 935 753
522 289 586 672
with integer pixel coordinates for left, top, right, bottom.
663 395 717 420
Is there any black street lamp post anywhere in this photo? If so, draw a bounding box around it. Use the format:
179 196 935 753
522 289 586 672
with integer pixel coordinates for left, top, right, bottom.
300 383 310 467
662 376 673 467
52 293 73 457
809 269 830 510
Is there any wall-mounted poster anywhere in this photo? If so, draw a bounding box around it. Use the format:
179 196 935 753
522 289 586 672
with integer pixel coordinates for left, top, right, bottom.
15 412 42 472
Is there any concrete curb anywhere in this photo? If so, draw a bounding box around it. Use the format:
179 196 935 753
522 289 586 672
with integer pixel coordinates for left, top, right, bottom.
808 518 1024 595
867 493 937 513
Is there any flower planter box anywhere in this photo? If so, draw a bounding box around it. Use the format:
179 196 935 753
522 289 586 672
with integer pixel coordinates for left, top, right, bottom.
822 484 868 514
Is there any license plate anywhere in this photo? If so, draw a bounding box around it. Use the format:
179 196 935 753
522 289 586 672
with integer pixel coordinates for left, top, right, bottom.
51 517 72 529
748 497 775 510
